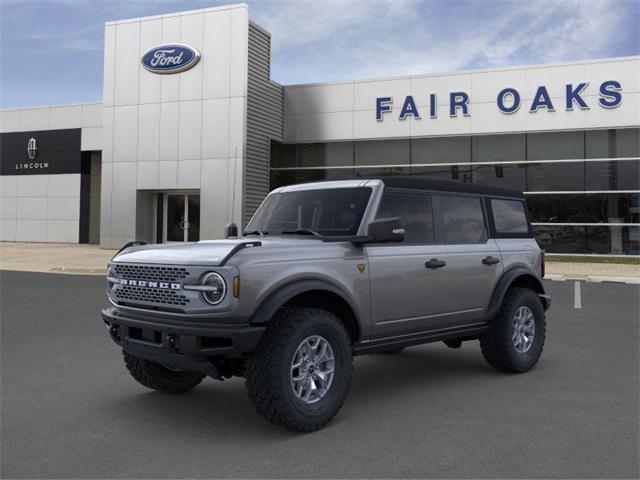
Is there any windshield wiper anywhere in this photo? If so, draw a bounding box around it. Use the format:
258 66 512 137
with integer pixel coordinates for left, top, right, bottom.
243 229 268 236
281 228 322 237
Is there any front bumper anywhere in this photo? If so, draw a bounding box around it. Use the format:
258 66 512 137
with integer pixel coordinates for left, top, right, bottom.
102 307 265 377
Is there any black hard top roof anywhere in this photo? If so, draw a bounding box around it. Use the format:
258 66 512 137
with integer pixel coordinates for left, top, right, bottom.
374 176 525 199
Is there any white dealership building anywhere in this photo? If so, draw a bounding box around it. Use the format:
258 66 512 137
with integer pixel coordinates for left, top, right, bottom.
0 3 638 254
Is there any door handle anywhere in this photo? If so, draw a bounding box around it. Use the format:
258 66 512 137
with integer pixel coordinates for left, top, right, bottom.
482 256 500 265
425 258 446 269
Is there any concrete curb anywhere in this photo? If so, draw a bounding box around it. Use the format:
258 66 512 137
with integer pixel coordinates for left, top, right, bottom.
544 274 640 284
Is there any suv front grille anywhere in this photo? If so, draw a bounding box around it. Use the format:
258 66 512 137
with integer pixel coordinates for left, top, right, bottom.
115 285 190 307
113 264 189 282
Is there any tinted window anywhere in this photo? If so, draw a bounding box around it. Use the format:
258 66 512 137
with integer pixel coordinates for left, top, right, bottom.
585 128 640 158
586 226 640 255
376 191 434 243
246 188 371 236
411 165 472 183
527 131 584 160
412 136 471 164
439 195 487 244
471 163 526 191
270 142 354 168
526 194 585 223
354 166 410 178
472 133 525 162
526 161 585 191
355 139 409 166
533 225 586 253
585 159 640 190
585 193 640 224
491 199 529 233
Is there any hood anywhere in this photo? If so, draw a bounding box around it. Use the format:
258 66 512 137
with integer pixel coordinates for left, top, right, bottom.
111 237 326 266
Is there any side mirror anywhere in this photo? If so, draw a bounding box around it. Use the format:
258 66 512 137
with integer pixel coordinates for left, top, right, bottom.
225 222 238 238
366 217 405 243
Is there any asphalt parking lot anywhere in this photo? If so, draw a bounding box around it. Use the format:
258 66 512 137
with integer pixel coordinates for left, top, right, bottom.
1 270 638 479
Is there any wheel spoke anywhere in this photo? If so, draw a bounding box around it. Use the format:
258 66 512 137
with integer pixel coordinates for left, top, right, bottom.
512 306 535 353
290 335 336 405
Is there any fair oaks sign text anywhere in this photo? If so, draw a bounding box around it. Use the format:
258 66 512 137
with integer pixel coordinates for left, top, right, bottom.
375 80 622 121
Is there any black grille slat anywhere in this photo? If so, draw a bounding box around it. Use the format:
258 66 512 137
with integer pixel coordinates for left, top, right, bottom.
115 285 190 306
112 263 193 308
113 264 189 282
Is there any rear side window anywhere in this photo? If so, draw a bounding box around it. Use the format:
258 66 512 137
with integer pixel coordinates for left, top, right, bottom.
376 190 434 243
438 195 487 244
491 199 529 234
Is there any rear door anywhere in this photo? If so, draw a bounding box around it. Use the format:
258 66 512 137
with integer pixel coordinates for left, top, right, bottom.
434 194 503 325
365 189 450 339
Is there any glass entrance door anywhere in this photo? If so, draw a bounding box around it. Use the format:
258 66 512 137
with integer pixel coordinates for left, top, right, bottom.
163 193 200 242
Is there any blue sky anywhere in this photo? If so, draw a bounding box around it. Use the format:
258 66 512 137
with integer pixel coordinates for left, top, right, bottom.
1 0 638 108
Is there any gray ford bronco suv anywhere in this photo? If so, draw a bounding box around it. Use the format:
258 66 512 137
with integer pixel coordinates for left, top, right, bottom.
102 177 550 432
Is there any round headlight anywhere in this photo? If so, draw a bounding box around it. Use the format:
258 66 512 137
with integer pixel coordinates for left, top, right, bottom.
201 272 226 305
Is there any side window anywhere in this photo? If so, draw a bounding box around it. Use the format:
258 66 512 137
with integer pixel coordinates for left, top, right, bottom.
375 190 434 244
438 195 487 244
491 199 529 234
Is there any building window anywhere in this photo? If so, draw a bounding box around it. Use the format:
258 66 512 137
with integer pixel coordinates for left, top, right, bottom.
534 226 586 254
586 226 640 255
268 128 638 255
585 128 640 158
354 139 409 166
354 166 409 178
271 142 297 168
585 160 640 191
473 134 525 162
526 161 585 191
527 131 584 160
527 132 584 160
527 194 585 223
411 165 472 183
271 141 354 168
412 136 471 164
585 193 640 224
471 164 526 191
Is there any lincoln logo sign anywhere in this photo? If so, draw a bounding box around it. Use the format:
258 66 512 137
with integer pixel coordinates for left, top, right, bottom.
16 137 48 171
27 137 38 160
141 44 200 74
376 80 623 120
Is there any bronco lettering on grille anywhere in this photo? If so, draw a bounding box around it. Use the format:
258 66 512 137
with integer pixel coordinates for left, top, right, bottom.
119 279 181 290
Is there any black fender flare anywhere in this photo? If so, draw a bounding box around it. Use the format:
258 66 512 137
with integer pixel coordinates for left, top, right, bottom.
485 267 547 321
249 279 361 328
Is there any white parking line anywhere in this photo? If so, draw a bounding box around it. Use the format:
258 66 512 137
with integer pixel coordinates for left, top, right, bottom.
574 281 582 309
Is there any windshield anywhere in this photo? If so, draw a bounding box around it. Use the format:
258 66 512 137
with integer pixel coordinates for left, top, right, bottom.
245 187 372 237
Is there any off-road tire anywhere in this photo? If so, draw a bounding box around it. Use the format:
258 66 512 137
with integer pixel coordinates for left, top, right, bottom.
479 287 546 373
245 307 353 432
123 351 205 393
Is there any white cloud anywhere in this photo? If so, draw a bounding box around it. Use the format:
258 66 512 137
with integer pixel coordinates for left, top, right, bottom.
250 0 635 84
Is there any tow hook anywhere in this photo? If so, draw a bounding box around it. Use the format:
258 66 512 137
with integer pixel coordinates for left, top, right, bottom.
167 334 182 354
108 324 121 342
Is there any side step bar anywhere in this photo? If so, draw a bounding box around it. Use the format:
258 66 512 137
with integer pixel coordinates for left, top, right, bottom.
353 323 487 355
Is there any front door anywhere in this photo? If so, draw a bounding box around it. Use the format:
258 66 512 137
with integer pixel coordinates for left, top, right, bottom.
164 193 200 242
365 190 451 339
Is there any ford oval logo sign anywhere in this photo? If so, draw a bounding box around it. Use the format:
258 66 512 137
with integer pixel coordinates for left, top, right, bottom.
141 44 201 74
